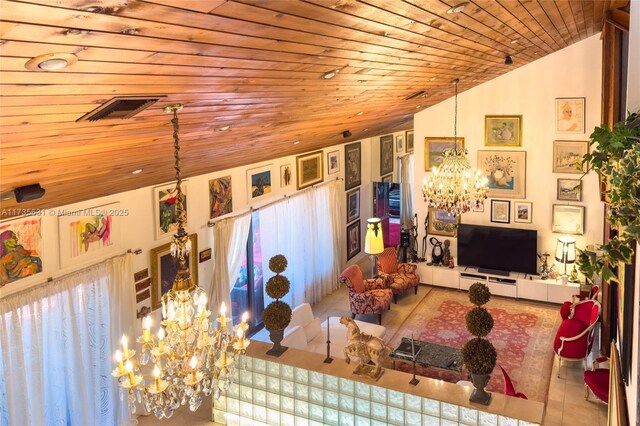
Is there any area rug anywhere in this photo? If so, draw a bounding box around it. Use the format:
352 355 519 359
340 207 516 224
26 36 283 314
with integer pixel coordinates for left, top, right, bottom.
387 287 561 402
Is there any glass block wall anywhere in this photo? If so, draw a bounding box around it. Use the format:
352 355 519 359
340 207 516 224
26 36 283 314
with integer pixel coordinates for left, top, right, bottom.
213 356 540 426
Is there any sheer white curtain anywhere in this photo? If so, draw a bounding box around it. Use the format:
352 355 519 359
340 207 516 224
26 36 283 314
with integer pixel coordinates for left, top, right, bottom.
210 213 251 312
259 180 341 307
400 154 415 228
0 253 136 426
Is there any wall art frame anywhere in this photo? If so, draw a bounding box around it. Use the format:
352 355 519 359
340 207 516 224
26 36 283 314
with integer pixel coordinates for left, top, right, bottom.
153 181 189 240
556 97 585 134
406 130 414 153
557 178 582 201
553 140 589 174
346 220 361 261
327 150 340 175
484 115 522 146
208 175 232 220
0 216 44 288
427 208 459 237
490 200 511 224
296 150 324 190
424 137 464 171
346 188 360 224
150 233 198 310
552 204 585 235
477 150 526 199
344 142 362 191
513 201 532 224
380 134 394 176
247 164 273 202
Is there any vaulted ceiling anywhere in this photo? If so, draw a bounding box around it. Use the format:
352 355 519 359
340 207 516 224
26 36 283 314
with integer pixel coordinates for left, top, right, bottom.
0 0 609 214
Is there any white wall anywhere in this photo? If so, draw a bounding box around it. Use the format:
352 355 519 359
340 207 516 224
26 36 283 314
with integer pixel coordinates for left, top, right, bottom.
412 34 604 276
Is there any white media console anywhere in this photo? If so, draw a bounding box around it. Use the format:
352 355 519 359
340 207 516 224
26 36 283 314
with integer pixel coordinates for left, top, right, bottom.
415 263 580 303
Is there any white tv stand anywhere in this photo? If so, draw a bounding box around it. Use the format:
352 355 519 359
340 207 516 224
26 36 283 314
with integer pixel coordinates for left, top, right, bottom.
415 263 580 303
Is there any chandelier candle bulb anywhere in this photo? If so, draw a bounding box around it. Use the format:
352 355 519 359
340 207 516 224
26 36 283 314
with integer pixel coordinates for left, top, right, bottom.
125 360 135 385
142 316 151 342
115 350 124 374
157 328 165 352
218 302 229 329
190 355 197 382
153 365 161 390
121 335 129 358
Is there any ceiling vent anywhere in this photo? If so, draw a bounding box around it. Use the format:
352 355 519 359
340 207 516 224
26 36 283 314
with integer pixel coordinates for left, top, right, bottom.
76 96 166 122
405 90 426 100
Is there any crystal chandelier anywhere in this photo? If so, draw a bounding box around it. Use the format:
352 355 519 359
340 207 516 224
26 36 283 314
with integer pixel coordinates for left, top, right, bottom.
422 79 488 217
112 104 249 419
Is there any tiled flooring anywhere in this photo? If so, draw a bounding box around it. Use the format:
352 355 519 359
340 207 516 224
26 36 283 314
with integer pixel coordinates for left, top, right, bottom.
137 274 608 426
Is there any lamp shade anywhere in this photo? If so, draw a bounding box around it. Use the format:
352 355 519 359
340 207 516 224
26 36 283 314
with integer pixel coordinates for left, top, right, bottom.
364 218 384 255
555 237 576 264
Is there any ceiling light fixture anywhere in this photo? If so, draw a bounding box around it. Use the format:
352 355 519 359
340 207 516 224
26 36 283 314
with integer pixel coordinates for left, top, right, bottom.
421 79 488 217
342 130 352 138
131 169 143 175
218 125 231 131
505 55 513 65
113 104 249 419
429 77 437 82
356 111 364 116
25 53 78 71
293 140 300 145
416 105 422 109
322 70 339 79
447 2 468 13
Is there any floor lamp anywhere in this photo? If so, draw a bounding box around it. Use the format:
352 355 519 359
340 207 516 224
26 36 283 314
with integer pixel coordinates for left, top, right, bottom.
555 236 576 283
365 218 384 278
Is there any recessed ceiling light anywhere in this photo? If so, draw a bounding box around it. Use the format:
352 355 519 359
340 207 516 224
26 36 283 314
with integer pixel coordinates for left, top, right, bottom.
447 2 468 13
356 111 364 116
25 53 78 71
416 105 421 109
511 39 518 44
218 125 231 131
322 70 339 79
429 77 437 81
293 140 300 145
131 169 143 175
363 128 369 132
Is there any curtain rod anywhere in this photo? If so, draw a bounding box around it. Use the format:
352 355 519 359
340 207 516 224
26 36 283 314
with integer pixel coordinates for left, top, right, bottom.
208 176 343 226
396 153 413 159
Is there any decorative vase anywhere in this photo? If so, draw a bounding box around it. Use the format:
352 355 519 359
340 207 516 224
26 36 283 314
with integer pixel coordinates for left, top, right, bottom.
266 328 288 356
469 373 492 405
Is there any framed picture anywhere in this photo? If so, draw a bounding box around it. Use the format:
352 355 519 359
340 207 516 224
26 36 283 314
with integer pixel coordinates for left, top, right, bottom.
484 115 522 146
346 189 360 223
552 204 585 235
280 164 292 187
380 134 394 176
381 174 393 183
428 208 459 237
247 165 272 202
424 137 464 171
608 342 630 426
553 140 588 174
296 151 324 190
513 201 532 223
406 130 414 153
150 233 198 310
327 150 340 175
396 134 404 152
208 176 232 220
58 202 122 268
556 97 585 134
557 178 582 201
346 220 361 261
490 200 511 223
0 216 43 287
154 181 188 240
477 150 526 199
199 248 211 263
344 142 361 190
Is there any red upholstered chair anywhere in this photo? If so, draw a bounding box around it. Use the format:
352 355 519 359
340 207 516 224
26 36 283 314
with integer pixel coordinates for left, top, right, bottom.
376 247 420 304
499 365 528 399
584 356 609 403
560 285 599 320
339 264 393 325
554 300 601 376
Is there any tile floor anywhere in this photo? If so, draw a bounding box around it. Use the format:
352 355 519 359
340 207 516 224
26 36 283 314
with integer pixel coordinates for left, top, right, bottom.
137 275 608 426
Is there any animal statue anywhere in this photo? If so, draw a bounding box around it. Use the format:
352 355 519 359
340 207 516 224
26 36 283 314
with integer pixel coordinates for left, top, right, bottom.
340 317 393 380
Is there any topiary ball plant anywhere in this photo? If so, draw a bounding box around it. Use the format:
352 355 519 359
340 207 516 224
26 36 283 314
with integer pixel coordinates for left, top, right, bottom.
262 301 292 330
462 337 497 375
468 282 491 306
262 254 292 356
266 274 290 300
465 307 494 337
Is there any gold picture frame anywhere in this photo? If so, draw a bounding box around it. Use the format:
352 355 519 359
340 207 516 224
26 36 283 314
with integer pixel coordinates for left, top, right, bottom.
427 208 459 237
484 115 522 146
296 150 324 189
424 137 464 171
608 342 629 426
150 233 198 310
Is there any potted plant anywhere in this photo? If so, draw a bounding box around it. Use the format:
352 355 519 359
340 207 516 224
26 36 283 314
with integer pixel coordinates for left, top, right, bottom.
461 282 497 405
262 254 292 356
577 112 640 282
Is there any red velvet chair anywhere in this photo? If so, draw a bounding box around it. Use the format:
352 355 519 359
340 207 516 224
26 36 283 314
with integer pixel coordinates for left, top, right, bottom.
554 300 601 376
560 285 599 320
584 356 609 403
499 365 527 399
376 247 420 304
339 264 393 325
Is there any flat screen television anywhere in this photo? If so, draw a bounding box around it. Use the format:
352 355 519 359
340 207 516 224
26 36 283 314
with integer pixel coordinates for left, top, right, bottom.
457 224 537 275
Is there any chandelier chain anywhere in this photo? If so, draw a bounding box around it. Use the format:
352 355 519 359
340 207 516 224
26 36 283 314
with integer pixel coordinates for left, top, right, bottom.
171 111 184 233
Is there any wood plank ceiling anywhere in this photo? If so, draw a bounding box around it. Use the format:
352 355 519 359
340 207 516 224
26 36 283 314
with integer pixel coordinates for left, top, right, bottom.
0 0 606 215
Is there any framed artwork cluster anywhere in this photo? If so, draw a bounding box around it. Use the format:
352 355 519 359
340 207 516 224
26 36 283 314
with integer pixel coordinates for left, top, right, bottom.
345 142 362 260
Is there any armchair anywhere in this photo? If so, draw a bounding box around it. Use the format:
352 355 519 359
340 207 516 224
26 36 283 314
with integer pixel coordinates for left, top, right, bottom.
554 300 601 376
499 365 527 399
560 285 599 320
584 356 609 403
339 264 393 325
376 247 420 303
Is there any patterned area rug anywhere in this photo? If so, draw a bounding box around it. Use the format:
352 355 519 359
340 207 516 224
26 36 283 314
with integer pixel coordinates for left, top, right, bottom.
387 287 561 402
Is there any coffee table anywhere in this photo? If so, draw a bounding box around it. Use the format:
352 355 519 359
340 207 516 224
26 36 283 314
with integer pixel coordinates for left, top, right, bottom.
389 337 463 378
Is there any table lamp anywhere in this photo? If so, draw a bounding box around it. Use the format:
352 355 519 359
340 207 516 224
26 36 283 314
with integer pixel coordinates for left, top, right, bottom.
365 218 384 278
555 236 576 279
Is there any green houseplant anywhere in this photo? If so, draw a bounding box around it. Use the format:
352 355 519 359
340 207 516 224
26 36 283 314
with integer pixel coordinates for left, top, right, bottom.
462 282 497 405
262 254 292 356
577 112 640 282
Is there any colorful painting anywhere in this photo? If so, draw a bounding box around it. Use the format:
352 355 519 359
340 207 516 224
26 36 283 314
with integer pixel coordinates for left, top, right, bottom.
477 150 526 199
427 208 459 237
380 134 394 175
154 181 188 240
296 151 324 189
484 115 522 146
556 98 585 134
553 140 588 174
59 202 121 268
247 165 272 202
344 142 362 190
150 233 198 310
425 137 464 171
209 176 232 219
0 217 43 287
